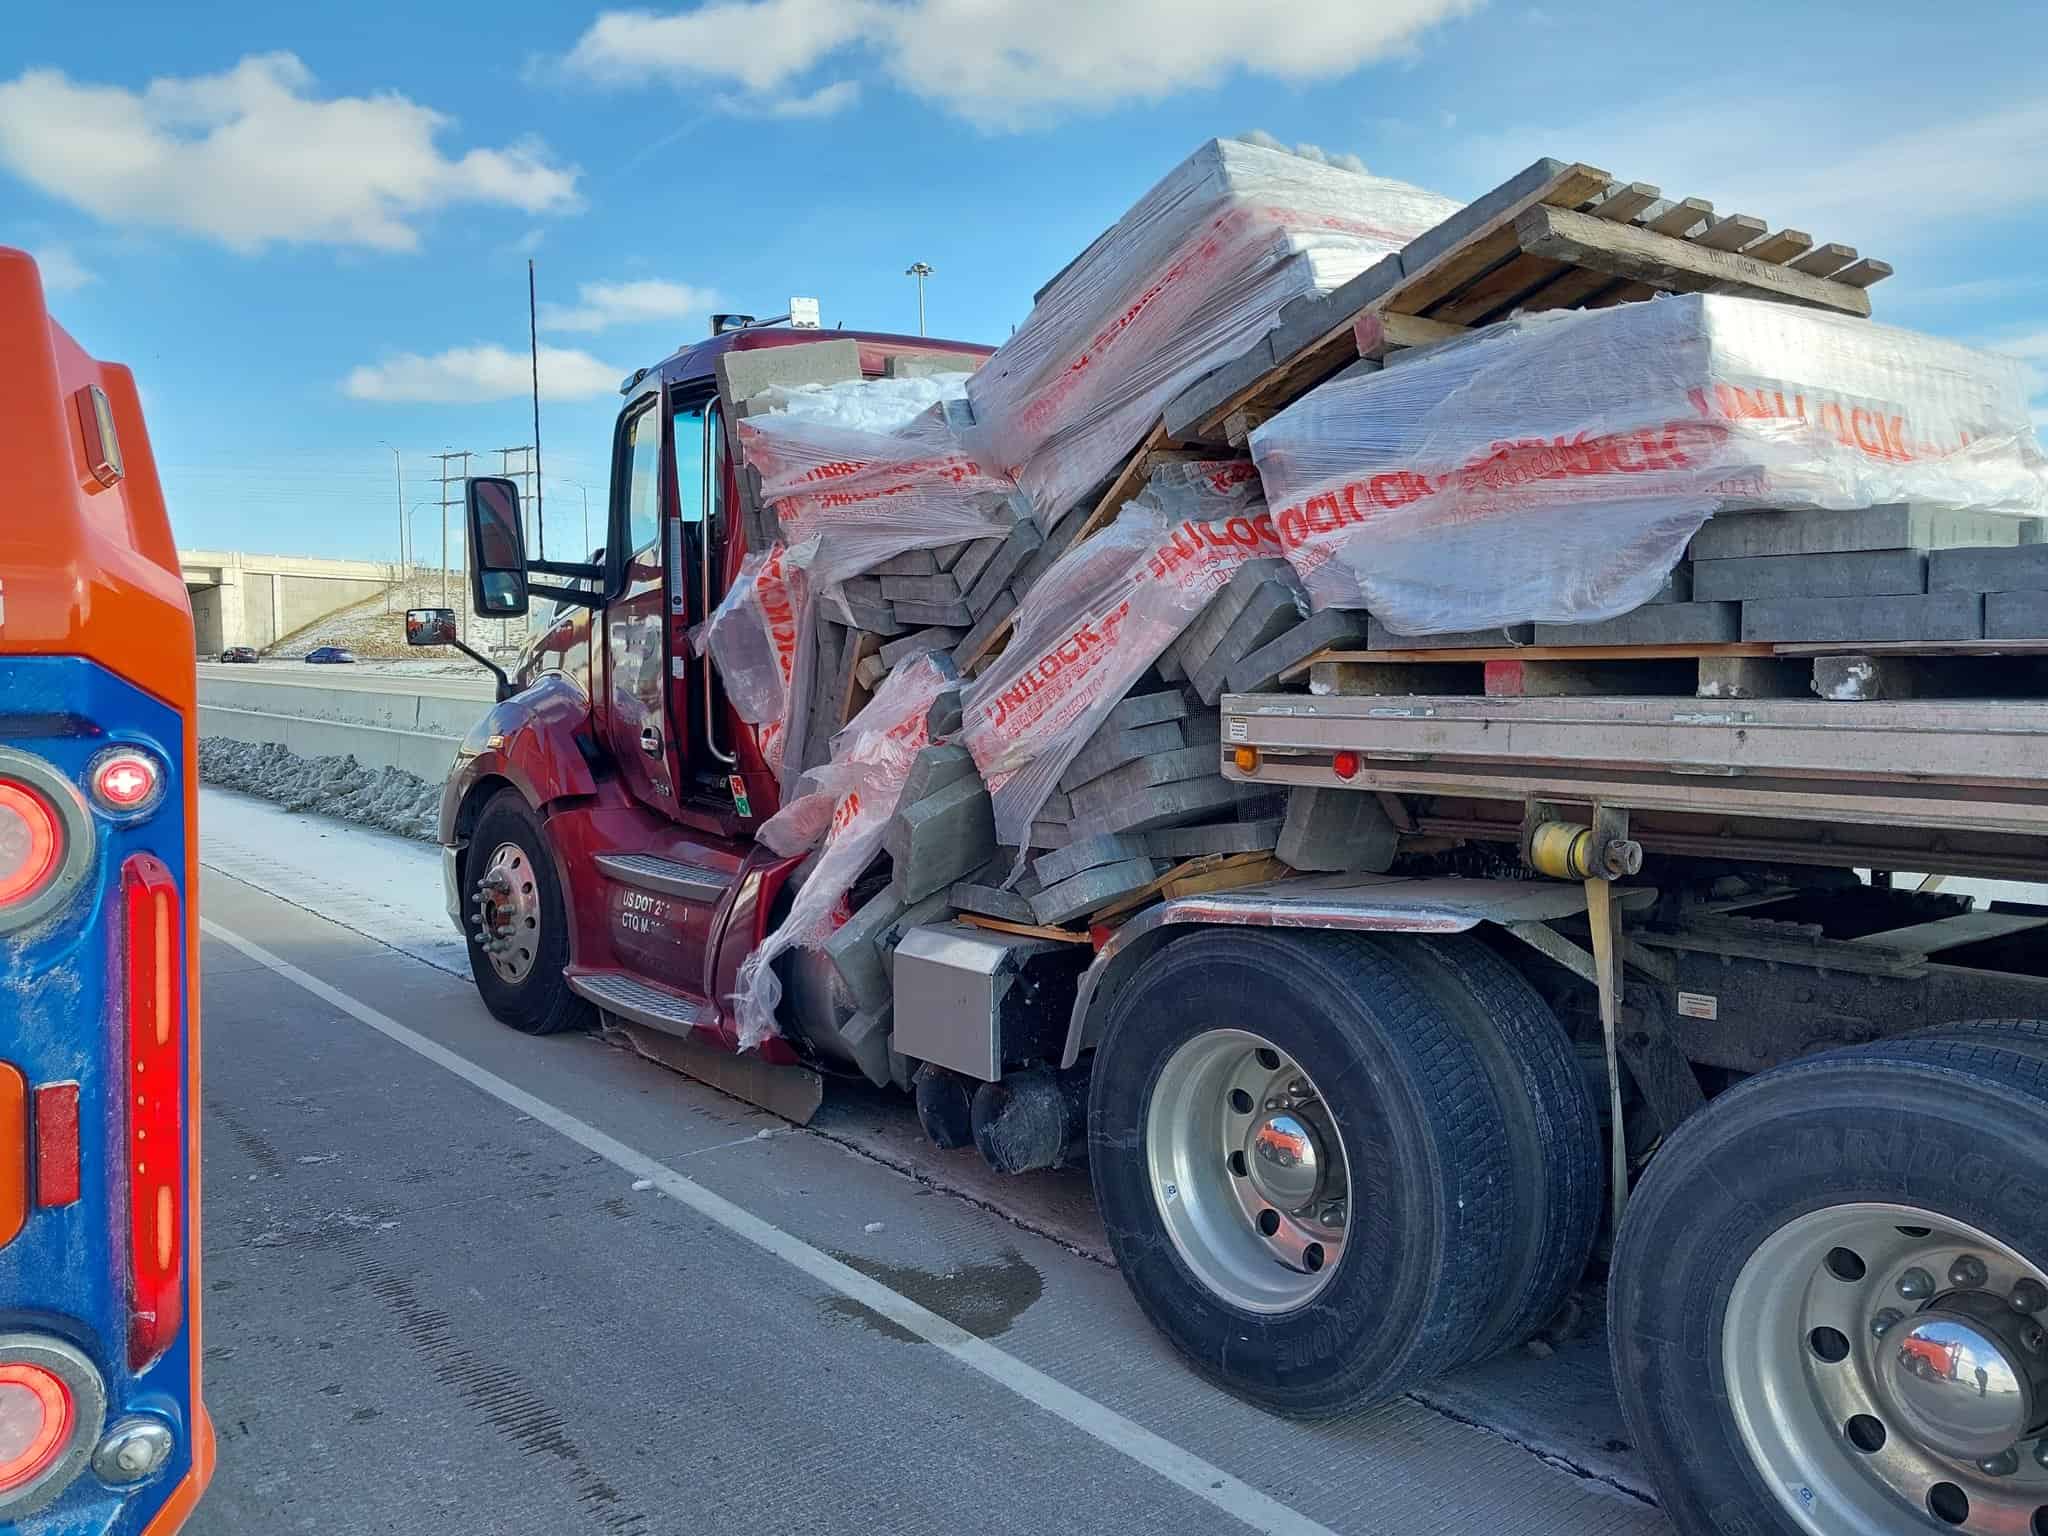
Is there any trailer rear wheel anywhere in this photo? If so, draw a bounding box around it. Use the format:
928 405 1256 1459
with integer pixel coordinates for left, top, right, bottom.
464 789 591 1037
1402 934 1603 1361
1611 1040 2048 1536
1089 929 1515 1417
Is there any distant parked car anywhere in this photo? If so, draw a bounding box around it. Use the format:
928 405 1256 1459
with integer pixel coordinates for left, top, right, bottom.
304 646 357 665
220 646 260 663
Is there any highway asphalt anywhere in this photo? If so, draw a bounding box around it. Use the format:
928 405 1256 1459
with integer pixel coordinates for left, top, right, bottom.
186 840 1672 1535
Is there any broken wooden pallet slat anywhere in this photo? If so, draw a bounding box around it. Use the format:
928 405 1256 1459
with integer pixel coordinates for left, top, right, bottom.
1512 204 1873 316
955 913 1095 945
1745 229 1814 266
1353 310 1468 360
1788 242 1858 277
1431 252 1574 326
1832 256 1894 289
1592 182 1662 223
1646 197 1714 237
1691 214 1768 252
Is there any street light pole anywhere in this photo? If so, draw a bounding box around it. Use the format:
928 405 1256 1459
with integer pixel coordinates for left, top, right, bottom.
380 441 406 580
905 262 933 336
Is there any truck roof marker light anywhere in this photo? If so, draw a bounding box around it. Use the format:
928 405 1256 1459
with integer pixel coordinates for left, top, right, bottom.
1232 746 1260 774
74 384 124 488
122 854 184 1368
0 782 61 907
0 1363 72 1494
89 747 163 815
1332 751 1362 781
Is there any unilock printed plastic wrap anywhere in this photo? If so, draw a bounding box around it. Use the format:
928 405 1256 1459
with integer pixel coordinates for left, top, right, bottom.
690 543 806 775
732 651 959 1048
735 377 1017 783
739 384 1014 589
1250 292 2048 633
965 137 1460 529
960 461 1284 871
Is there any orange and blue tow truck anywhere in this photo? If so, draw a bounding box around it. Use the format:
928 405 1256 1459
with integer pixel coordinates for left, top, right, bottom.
0 247 213 1532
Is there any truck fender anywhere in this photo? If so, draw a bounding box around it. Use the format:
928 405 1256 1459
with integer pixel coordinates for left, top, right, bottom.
439 671 598 847
1059 874 1606 1069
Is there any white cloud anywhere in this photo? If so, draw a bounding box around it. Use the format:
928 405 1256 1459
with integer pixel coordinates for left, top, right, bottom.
30 243 94 292
757 80 862 118
564 0 1479 129
1237 130 1369 174
343 343 624 403
1990 330 2048 361
537 277 718 333
0 53 580 253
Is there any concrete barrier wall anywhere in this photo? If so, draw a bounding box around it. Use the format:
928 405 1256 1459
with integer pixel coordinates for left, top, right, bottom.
197 669 494 781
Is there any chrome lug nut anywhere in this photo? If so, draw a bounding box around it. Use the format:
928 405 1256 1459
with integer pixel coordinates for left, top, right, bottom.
2035 1438 2048 1472
1950 1254 1989 1289
1870 1307 1905 1338
1898 1266 1937 1301
1320 1202 1345 1226
2013 1279 2048 1314
1978 1446 2020 1478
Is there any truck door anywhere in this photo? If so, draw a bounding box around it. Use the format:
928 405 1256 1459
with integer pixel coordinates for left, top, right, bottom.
602 390 685 821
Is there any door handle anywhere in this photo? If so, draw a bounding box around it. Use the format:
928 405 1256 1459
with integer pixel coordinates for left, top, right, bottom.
640 725 662 756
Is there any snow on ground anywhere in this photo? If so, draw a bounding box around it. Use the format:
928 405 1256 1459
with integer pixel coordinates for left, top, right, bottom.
199 737 440 841
266 571 528 661
200 786 467 975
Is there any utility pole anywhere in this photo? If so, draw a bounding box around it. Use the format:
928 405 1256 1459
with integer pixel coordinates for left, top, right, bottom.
494 445 538 647
905 262 933 336
432 449 473 635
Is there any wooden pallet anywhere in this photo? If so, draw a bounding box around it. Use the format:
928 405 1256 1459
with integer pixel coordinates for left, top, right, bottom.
1166 157 1892 449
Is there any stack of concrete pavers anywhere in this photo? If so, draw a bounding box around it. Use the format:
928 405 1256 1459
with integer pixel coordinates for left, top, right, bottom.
1346 505 2048 652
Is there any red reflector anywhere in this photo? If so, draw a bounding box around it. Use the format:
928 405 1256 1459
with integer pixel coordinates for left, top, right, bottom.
123 854 184 1368
32 1084 81 1209
0 1363 72 1491
90 750 160 813
0 782 61 907
1332 751 1361 781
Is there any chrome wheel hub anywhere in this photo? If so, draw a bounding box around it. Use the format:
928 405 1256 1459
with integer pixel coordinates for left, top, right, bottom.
1145 1029 1350 1313
1725 1202 2048 1534
470 841 540 984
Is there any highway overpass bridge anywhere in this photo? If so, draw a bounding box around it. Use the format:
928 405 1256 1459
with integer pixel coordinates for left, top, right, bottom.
180 549 398 654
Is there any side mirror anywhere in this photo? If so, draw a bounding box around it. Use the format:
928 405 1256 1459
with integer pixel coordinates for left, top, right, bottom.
405 607 458 647
466 476 529 617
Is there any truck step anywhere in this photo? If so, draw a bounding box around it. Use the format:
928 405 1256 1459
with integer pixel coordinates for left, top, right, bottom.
592 852 732 904
568 970 719 1037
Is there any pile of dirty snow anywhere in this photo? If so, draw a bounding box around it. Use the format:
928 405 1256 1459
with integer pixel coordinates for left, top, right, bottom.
199 738 441 841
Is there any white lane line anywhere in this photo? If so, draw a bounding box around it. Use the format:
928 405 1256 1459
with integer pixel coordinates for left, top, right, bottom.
202 918 1338 1536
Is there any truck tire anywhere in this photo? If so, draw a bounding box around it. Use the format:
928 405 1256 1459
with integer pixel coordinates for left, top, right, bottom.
1610 1042 2048 1536
1088 929 1515 1418
463 788 591 1037
1403 935 1603 1361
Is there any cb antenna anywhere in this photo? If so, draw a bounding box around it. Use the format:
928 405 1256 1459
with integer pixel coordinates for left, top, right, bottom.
528 258 544 558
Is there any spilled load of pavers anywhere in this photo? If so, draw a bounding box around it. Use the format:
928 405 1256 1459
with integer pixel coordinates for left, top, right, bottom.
705 136 1457 1056
705 135 2048 1067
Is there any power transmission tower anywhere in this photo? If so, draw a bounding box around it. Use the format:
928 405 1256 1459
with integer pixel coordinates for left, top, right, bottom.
432 450 473 644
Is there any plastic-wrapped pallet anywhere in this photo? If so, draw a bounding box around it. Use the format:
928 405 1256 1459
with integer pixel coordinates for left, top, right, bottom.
1250 293 2048 634
959 460 1285 872
732 376 1019 782
732 650 960 1048
965 137 1459 529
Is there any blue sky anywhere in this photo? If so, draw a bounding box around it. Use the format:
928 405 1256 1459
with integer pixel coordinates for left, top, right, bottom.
5 0 2045 563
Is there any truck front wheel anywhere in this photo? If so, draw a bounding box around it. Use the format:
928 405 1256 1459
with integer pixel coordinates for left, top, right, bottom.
1088 929 1516 1417
1611 1035 2048 1536
463 788 591 1036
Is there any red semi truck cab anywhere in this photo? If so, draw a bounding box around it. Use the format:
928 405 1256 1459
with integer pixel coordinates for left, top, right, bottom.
425 322 987 1084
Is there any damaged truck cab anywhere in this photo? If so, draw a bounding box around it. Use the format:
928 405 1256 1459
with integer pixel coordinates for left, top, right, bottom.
430 321 988 1085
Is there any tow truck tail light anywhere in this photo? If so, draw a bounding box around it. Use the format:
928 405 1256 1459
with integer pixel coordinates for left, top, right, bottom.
123 854 183 1369
0 781 62 909
0 1362 72 1494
